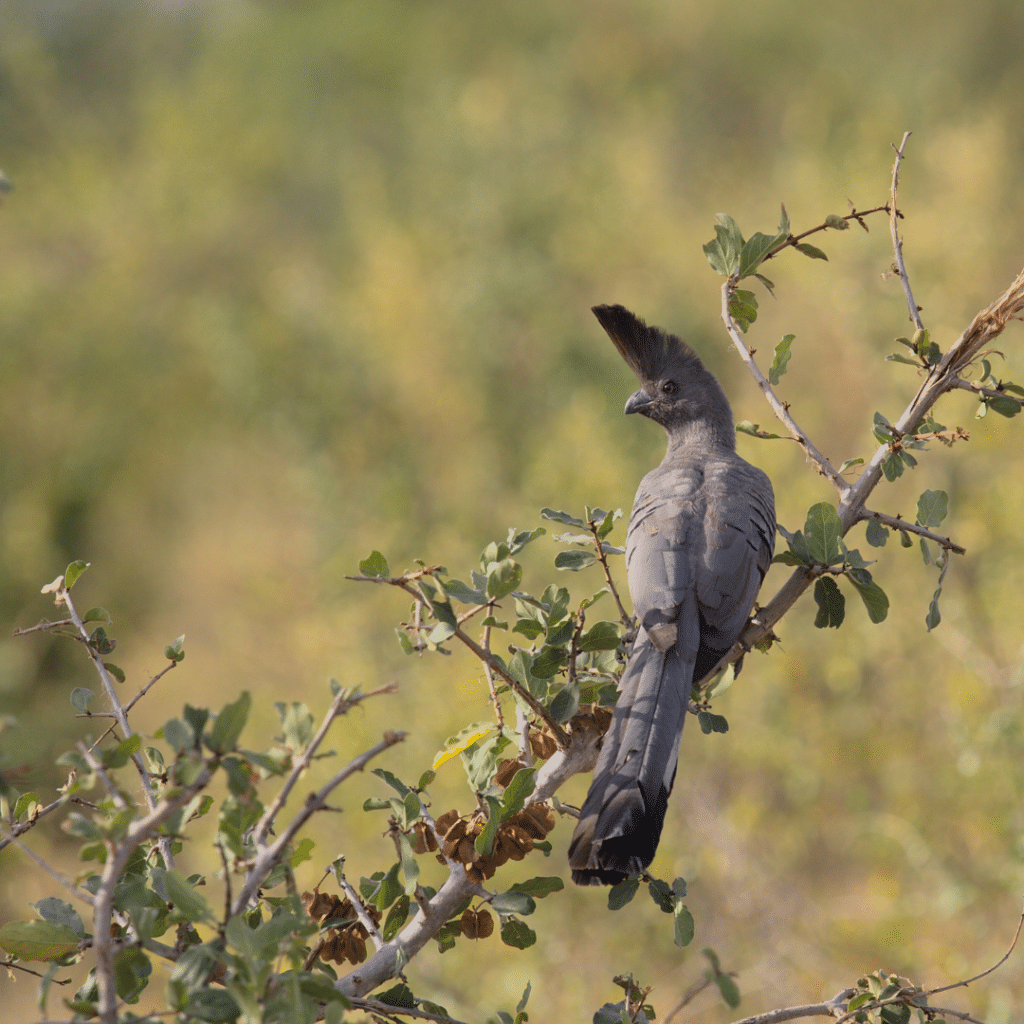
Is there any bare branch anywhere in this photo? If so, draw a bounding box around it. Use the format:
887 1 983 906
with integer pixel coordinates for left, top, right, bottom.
11 617 75 637
720 285 848 494
889 131 924 330
730 989 855 1024
928 900 1024 996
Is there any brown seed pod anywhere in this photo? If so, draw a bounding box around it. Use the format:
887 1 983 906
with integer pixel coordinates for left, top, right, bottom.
410 819 438 854
460 908 479 939
303 890 335 922
522 802 555 835
529 729 558 760
475 908 494 938
494 757 527 788
348 930 367 964
435 809 461 835
455 836 477 865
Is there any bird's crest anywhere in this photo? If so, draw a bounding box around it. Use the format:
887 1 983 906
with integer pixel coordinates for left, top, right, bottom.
592 303 698 382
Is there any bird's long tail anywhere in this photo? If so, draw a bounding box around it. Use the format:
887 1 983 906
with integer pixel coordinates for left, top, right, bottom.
568 630 691 885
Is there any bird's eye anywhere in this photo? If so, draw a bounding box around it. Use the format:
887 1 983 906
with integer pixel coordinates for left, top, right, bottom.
661 381 677 395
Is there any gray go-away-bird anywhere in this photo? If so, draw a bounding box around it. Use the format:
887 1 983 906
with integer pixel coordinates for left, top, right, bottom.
568 304 776 885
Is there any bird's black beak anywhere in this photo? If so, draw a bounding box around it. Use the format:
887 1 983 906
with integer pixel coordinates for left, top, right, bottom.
624 388 653 416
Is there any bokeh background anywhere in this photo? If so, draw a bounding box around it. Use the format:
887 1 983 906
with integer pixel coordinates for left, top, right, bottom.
3 1 1024 1020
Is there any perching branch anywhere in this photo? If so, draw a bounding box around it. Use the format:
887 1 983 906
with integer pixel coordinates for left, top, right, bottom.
889 131 924 330
727 989 855 1024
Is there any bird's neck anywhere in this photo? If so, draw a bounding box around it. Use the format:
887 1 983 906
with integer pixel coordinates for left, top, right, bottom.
662 415 736 460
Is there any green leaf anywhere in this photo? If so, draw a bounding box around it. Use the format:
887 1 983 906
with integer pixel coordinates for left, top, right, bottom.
397 830 420 894
607 875 640 910
13 792 40 818
378 983 416 1008
487 558 522 600
501 767 536 818
886 352 922 366
64 560 90 591
554 549 597 572
926 559 950 632
674 904 695 947
794 242 828 261
846 568 889 623
824 213 849 230
916 489 948 528
865 519 889 547
381 895 410 941
289 837 315 868
736 421 783 440
160 869 214 923
714 972 741 1008
804 502 842 564
103 662 125 683
31 898 84 937
372 768 413 799
531 646 569 679
513 619 545 640
165 634 186 662
209 691 251 753
442 578 486 603
70 687 94 713
509 876 564 899
578 621 622 652
358 550 389 578
738 231 786 278
881 451 904 482
0 919 80 961
539 507 586 528
697 711 729 734
113 946 152 1002
549 680 579 723
728 289 759 327
813 577 845 628
492 890 536 917
768 334 795 385
499 918 537 949
81 607 110 624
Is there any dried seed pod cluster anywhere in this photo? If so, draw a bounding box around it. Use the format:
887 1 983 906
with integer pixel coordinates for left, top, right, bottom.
302 889 382 966
434 802 555 883
528 703 613 759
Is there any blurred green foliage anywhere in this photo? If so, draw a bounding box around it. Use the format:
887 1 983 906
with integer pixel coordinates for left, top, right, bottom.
2 1 1024 1020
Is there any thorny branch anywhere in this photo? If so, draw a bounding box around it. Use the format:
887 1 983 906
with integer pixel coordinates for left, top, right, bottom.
708 135 1024 686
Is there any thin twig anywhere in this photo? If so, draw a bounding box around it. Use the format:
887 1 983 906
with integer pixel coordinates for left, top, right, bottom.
663 976 716 1022
480 615 505 730
858 509 966 554
929 900 1024 996
762 206 891 263
337 874 386 953
890 131 924 330
348 574 570 748
721 284 848 493
950 376 1024 409
253 682 398 848
124 660 178 713
11 618 75 637
0 957 72 983
586 516 634 632
348 999 471 1024
0 827 95 906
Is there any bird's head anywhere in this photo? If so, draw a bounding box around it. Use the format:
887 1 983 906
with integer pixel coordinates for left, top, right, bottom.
592 304 735 446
